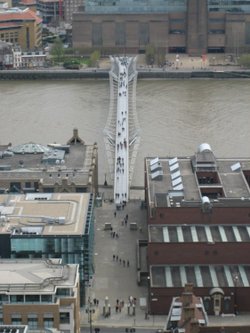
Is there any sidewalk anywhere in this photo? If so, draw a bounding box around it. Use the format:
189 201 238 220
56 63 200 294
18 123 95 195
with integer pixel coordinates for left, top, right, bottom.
81 197 167 330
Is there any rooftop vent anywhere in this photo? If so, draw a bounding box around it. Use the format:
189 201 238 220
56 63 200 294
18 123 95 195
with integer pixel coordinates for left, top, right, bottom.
198 143 212 153
202 196 212 213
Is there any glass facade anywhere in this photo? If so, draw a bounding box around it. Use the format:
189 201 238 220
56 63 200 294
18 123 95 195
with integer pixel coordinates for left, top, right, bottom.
208 0 250 12
85 0 187 14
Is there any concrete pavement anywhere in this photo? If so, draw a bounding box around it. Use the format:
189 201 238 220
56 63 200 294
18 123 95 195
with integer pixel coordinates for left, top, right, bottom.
81 192 250 331
81 196 167 330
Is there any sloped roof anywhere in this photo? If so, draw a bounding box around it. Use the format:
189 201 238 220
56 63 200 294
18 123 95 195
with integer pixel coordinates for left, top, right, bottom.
0 8 42 24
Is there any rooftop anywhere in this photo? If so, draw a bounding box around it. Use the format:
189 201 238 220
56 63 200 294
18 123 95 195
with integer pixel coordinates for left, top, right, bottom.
0 131 97 188
145 144 250 209
0 192 92 236
149 224 250 243
150 264 250 288
0 8 42 24
0 258 78 293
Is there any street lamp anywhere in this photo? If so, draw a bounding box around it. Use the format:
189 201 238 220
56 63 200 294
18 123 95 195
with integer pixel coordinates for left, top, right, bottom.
86 297 95 333
233 273 239 315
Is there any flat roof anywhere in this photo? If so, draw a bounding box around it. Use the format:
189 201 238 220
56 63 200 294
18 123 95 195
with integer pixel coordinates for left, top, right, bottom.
149 224 250 243
0 258 78 293
0 192 92 236
150 264 250 288
145 155 250 208
0 142 97 186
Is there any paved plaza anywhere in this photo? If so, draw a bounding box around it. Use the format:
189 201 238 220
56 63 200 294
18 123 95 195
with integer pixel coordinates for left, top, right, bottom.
81 196 168 329
81 191 250 330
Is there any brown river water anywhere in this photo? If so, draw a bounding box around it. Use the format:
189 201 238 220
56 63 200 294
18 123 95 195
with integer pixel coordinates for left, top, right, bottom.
0 79 249 186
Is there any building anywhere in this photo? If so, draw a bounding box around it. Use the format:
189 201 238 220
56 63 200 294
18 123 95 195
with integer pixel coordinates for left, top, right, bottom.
165 284 250 333
72 0 250 56
0 40 13 68
144 143 250 315
19 0 37 13
0 129 98 195
20 50 47 67
64 0 83 23
37 0 62 24
165 283 208 332
0 192 95 305
0 258 80 332
0 8 42 50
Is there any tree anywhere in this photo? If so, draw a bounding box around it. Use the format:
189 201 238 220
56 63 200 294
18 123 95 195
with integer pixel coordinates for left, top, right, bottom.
239 54 250 68
156 48 166 67
50 37 65 63
89 50 101 67
145 44 155 66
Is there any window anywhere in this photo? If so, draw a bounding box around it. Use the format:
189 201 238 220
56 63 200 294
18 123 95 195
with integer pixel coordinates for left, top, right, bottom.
10 295 24 303
44 317 54 328
56 288 70 296
60 312 70 324
28 317 38 329
26 294 40 303
0 294 8 304
41 294 53 303
11 314 22 325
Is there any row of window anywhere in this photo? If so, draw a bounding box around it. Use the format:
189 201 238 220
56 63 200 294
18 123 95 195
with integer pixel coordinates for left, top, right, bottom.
0 289 71 304
2 313 69 328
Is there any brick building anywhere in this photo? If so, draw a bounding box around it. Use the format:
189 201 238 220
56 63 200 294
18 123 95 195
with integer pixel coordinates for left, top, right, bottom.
144 143 250 315
72 0 250 56
0 8 42 51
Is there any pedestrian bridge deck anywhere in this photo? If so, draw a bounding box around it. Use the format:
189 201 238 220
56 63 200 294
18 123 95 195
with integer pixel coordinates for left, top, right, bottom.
104 57 140 206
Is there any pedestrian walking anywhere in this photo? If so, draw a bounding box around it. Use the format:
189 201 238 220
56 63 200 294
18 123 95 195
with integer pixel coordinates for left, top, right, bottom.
114 211 116 218
116 255 118 261
127 260 129 267
113 254 115 261
123 260 125 267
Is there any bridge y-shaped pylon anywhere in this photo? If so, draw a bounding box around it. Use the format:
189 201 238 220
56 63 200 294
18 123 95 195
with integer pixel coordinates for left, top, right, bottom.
104 56 140 206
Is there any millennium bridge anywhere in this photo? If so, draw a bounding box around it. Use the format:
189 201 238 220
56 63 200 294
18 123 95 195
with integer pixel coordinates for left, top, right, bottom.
104 56 140 207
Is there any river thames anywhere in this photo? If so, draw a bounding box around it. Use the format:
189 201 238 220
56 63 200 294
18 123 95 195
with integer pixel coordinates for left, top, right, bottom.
0 78 250 186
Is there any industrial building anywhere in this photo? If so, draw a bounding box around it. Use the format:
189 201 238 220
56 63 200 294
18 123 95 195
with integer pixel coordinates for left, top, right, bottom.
0 258 80 332
0 129 98 195
0 192 95 305
72 0 250 56
144 144 250 315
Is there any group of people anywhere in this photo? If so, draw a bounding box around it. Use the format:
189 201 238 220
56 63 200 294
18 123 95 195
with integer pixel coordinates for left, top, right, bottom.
114 57 129 206
112 255 130 268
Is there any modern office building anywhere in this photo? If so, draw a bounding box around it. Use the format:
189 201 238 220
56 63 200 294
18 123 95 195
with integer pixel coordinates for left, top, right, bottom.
72 0 250 56
0 8 42 51
64 0 83 23
144 144 250 315
0 192 95 305
36 0 61 24
0 129 98 195
0 258 80 332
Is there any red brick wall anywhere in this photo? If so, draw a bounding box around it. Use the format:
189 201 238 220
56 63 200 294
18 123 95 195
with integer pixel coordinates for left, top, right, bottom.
148 206 250 225
147 242 250 265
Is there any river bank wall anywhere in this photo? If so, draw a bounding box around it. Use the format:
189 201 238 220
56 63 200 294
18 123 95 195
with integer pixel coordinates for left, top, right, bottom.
0 69 250 80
